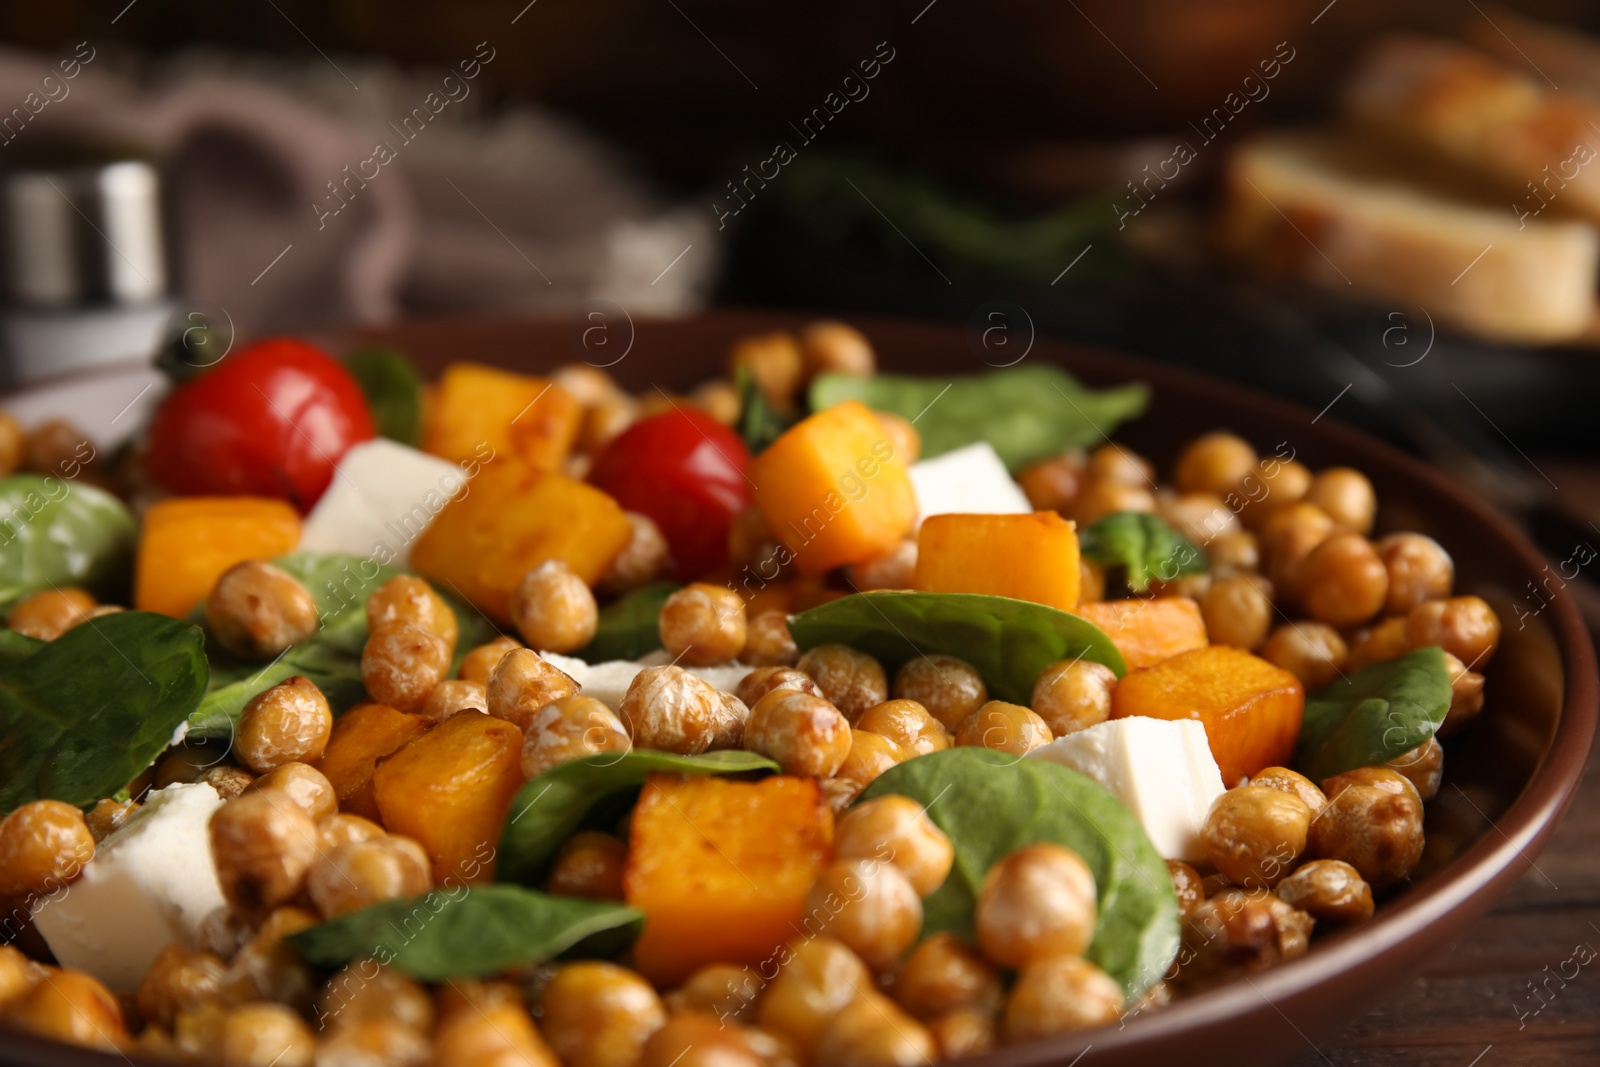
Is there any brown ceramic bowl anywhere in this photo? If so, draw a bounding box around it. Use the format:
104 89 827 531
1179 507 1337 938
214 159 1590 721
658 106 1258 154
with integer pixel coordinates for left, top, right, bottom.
2 312 1593 1067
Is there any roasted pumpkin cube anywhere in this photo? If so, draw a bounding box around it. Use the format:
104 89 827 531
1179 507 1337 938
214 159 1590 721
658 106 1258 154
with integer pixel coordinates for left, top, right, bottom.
423 362 581 472
625 774 833 985
751 400 916 576
134 497 301 617
372 710 524 883
914 511 1080 611
1111 645 1304 785
1077 597 1209 670
314 703 434 820
410 462 631 624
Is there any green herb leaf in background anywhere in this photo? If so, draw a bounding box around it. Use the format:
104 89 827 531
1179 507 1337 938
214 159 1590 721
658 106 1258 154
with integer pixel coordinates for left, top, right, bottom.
573 582 681 665
860 748 1179 999
0 611 208 815
288 885 643 981
497 750 778 885
734 365 794 454
1079 512 1207 594
344 347 425 447
1293 646 1453 782
810 365 1148 471
188 552 496 738
0 475 137 611
787 591 1125 703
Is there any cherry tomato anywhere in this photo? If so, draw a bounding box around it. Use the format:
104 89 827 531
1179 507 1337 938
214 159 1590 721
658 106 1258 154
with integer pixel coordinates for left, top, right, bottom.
145 338 374 512
589 408 751 580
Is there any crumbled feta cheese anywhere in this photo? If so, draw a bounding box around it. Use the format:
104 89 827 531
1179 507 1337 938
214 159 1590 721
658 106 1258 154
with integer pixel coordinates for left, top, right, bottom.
298 439 466 565
1029 717 1226 863
32 783 228 991
909 442 1032 524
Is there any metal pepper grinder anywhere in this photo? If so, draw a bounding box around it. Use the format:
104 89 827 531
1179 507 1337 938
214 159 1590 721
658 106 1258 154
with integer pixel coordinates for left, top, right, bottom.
0 147 173 385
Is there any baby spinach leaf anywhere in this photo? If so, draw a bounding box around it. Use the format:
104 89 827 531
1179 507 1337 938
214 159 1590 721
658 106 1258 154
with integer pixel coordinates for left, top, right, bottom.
810 365 1148 471
497 750 778 885
1079 512 1207 594
787 591 1125 703
574 582 681 665
344 347 425 447
0 611 209 815
187 552 497 738
0 629 43 668
861 748 1178 998
1293 646 1453 782
0 475 137 610
735 365 794 454
288 884 643 981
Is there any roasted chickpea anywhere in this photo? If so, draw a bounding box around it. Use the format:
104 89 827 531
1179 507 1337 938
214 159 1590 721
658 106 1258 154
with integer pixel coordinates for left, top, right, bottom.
209 791 319 912
236 676 333 772
0 413 20 476
854 699 950 756
598 512 671 596
928 1009 995 1058
541 962 666 1067
1174 891 1283 986
1175 432 1257 496
1385 736 1443 801
421 678 488 722
1078 556 1107 604
1275 858 1374 923
548 830 627 900
1017 455 1081 514
1237 457 1312 529
313 1019 430 1066
581 393 641 455
251 762 336 822
1308 772 1424 890
0 799 94 897
0 944 41 1008
731 331 804 410
1086 443 1154 487
365 574 459 652
796 644 888 721
1406 595 1501 668
307 837 431 919
1321 765 1416 799
618 665 725 755
432 996 557 1067
823 731 910 812
509 561 599 654
217 1003 315 1067
458 635 522 685
1030 658 1115 737
1347 617 1410 671
758 936 872 1053
1260 621 1348 690
1375 533 1454 615
1162 860 1205 918
1202 785 1310 888
1249 767 1328 816
1299 534 1388 627
361 626 450 715
1072 480 1156 525
734 665 819 708
5 969 125 1049
836 795 954 898
813 992 935 1067
1209 529 1261 576
204 765 257 800
522 694 633 778
641 1012 762 1067
800 320 875 380
318 813 387 851
7 587 94 640
747 688 852 777
892 655 987 732
955 701 1052 757
84 797 138 842
554 362 621 406
196 907 254 961
975 843 1096 969
1003 955 1124 1040
1201 574 1274 651
487 647 581 732
891 932 1001 1020
1261 503 1336 598
848 540 918 592
873 411 921 466
205 561 320 658
1439 652 1486 737
804 860 922 973
138 944 228 1029
659 583 747 665
1161 492 1240 546
1212 888 1314 961
662 964 761 1022
1305 467 1376 534
218 906 319 1009
155 744 220 787
741 610 799 667
694 379 741 424
727 506 786 574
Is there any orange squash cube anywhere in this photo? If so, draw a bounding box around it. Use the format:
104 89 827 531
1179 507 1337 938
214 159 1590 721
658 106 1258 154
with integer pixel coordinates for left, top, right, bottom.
914 512 1081 611
314 703 434 821
751 401 916 576
1111 646 1304 785
625 775 834 985
410 462 632 624
371 710 524 883
134 497 301 617
423 362 581 472
1077 597 1209 670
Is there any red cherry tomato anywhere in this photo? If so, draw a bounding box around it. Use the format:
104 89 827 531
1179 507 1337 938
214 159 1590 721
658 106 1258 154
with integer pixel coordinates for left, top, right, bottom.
589 409 752 580
145 337 374 512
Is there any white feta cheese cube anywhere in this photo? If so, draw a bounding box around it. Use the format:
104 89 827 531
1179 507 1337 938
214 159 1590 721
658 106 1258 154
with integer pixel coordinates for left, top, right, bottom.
298 439 467 565
32 783 228 992
909 442 1032 524
1029 717 1226 863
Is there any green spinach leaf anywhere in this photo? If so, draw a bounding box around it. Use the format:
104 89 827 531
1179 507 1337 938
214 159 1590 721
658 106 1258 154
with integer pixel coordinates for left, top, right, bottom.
1079 512 1207 594
497 750 778 885
0 476 137 610
787 591 1125 703
735 365 793 454
0 629 43 668
344 347 425 447
1293 646 1453 781
810 365 1148 471
574 582 681 665
861 748 1178 998
0 611 208 815
188 552 496 738
288 884 643 981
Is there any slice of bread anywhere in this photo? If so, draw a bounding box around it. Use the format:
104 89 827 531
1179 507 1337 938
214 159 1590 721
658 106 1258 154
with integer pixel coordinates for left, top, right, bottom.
1217 131 1599 344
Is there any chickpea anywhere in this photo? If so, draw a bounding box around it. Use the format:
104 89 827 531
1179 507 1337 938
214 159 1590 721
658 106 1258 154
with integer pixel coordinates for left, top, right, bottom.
848 540 918 592
642 1012 773 1067
487 648 581 731
1176 432 1257 496
218 1002 315 1067
1439 652 1486 737
727 506 786 575
872 412 921 466
663 964 761 1022
1299 534 1388 627
314 1018 430 1067
597 512 671 596
1212 888 1314 961
955 701 1052 757
928 1010 995 1059
1375 533 1454 615
974 843 1096 969
421 678 488 722
813 992 936 1067
1249 767 1328 816
251 762 336 822
1166 860 1206 917
1275 858 1374 923
1201 574 1274 651
7 587 94 640
1202 786 1310 888
581 393 641 456
5 969 125 1049
0 944 42 1008
836 795 954 898
1072 480 1156 525
155 744 220 787
795 644 887 721
1174 892 1283 986
204 765 257 800
197 907 255 961
541 962 666 1067
618 665 727 755
1209 529 1261 576
209 791 319 912
1237 457 1312 529
1161 492 1241 546
1030 658 1115 737
1260 621 1347 690
1347 616 1411 671
432 996 558 1067
854 699 950 756
1017 455 1081 513
307 837 431 919
741 610 799 667
23 418 92 477
521 694 632 778
1308 771 1424 889
0 799 94 897
458 635 522 685
318 813 387 850
747 688 852 778
1078 556 1107 604
85 797 138 842
362 624 452 715
890 932 1001 1020
799 320 875 380
554 363 621 406
823 731 910 812
731 331 804 410
1406 595 1501 668
546 830 627 901
0 413 20 476
1261 502 1336 597
1385 736 1444 801
659 583 747 665
757 936 873 1054
138 943 228 1028
1003 955 1124 1040
694 379 741 424
803 859 922 973
509 561 598 654
218 906 319 1009
735 665 819 708
365 575 459 652
889 656 985 733
202 561 318 659
236 676 333 772
1084 443 1153 487
1305 467 1376 534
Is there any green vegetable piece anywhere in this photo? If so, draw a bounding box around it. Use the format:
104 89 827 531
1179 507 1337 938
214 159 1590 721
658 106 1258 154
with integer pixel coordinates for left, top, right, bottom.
287 884 643 981
734 365 793 454
497 750 778 885
0 611 209 815
809 365 1148 471
786 591 1125 703
1079 512 1207 594
188 552 496 738
0 475 137 611
1292 646 1453 782
860 748 1178 999
573 582 681 664
0 629 44 668
344 347 425 447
